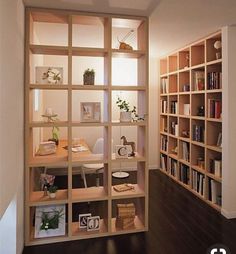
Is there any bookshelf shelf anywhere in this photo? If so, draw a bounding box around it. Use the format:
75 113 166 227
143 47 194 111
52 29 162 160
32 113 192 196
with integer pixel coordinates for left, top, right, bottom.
25 8 148 246
159 31 222 212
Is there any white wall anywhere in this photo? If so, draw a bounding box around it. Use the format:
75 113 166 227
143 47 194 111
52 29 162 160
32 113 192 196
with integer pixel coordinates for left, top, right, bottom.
0 0 24 253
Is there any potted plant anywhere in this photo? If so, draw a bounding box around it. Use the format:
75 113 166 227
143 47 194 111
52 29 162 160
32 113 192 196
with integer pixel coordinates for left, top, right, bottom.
83 68 95 85
49 126 60 146
48 185 58 199
116 97 136 122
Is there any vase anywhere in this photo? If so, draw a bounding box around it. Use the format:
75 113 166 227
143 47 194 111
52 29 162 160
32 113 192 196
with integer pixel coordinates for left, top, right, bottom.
120 111 132 122
49 193 56 199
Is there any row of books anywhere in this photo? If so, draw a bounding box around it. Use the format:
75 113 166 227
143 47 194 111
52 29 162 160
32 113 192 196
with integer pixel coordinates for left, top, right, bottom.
170 122 178 136
193 71 205 91
208 99 222 119
207 72 222 90
169 158 178 177
170 101 178 114
160 99 168 113
208 179 222 206
160 135 168 151
209 159 222 177
179 164 189 184
192 171 205 196
192 125 204 142
182 142 189 162
161 78 168 94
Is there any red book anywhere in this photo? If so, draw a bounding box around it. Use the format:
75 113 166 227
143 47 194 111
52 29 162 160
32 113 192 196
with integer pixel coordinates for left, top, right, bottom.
214 100 221 118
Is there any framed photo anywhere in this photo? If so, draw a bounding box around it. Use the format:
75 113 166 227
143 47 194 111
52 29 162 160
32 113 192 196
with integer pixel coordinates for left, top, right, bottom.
36 66 63 84
79 213 91 229
34 204 65 238
87 216 100 231
81 102 101 122
115 145 128 159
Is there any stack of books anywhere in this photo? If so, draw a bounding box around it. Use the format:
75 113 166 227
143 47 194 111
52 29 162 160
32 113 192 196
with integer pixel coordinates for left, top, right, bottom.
208 99 222 118
192 171 205 196
161 78 168 94
179 164 189 184
160 135 168 151
37 141 56 156
209 159 222 177
192 125 204 142
207 72 222 90
116 203 135 230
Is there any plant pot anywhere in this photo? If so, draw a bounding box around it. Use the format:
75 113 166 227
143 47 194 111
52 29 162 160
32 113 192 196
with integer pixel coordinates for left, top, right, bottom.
48 138 59 146
83 73 95 85
120 111 132 122
49 192 56 199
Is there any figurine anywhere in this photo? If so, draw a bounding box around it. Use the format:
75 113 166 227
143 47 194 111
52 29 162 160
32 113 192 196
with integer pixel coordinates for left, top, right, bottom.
197 106 205 117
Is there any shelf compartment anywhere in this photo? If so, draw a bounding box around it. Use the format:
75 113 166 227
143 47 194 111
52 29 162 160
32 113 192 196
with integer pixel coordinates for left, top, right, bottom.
191 42 205 66
179 117 190 140
112 18 147 51
160 58 168 75
28 127 68 167
169 74 178 93
160 115 168 133
168 54 178 72
191 169 206 197
169 116 178 136
111 197 145 233
72 201 108 236
160 134 168 152
30 54 68 84
168 136 178 157
112 162 146 199
206 149 222 179
179 71 190 92
206 33 222 62
29 11 68 46
179 163 190 186
160 77 168 94
179 49 190 70
179 140 190 163
191 144 205 170
72 56 107 86
206 92 222 119
192 68 205 91
206 121 222 148
206 177 222 207
160 153 168 172
72 15 107 49
169 95 178 115
206 62 222 90
191 93 205 117
179 94 190 116
192 119 205 143
72 127 108 163
72 163 108 202
29 89 68 122
168 157 178 178
72 90 108 122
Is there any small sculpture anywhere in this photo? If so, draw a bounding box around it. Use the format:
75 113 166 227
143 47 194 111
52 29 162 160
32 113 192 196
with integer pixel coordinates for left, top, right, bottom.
214 40 222 59
118 29 134 50
121 136 135 157
197 106 205 117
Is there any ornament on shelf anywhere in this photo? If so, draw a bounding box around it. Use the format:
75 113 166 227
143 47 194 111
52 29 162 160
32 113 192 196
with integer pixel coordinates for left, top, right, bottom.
116 203 135 230
214 40 222 60
121 136 135 157
117 29 134 50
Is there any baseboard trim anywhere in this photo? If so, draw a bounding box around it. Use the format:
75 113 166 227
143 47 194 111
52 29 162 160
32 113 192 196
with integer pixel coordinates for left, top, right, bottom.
221 208 236 219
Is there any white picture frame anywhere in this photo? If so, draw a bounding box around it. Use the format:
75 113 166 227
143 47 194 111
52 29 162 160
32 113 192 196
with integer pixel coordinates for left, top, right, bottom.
34 204 66 238
80 102 101 123
87 216 100 231
115 145 128 159
78 213 91 229
36 66 63 84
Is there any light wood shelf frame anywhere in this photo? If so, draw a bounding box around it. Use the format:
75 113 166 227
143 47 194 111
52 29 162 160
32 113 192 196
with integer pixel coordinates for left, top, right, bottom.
159 31 222 212
25 8 149 246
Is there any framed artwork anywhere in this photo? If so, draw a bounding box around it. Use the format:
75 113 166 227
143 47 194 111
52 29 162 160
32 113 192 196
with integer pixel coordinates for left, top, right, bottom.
87 216 100 231
115 145 128 159
79 213 92 229
36 66 63 84
81 102 101 122
34 204 66 238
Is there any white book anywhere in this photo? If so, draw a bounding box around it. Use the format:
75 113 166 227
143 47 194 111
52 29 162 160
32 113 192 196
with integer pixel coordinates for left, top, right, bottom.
214 160 222 177
175 124 179 136
184 104 190 115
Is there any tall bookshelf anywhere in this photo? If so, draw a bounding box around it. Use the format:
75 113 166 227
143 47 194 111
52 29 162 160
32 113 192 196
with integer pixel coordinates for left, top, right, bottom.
25 8 148 245
159 31 222 211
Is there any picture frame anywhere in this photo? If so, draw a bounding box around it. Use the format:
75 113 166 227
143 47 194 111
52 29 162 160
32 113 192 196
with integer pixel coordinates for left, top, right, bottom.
34 204 66 238
78 213 92 229
115 145 128 159
87 216 100 231
80 102 101 123
36 66 63 84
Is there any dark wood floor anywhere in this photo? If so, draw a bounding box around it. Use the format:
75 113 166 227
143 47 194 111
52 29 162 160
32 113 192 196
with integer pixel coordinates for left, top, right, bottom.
23 170 236 254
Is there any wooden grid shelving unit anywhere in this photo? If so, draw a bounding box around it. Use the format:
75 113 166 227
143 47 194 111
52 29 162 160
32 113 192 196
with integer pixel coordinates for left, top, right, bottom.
159 31 222 212
25 8 148 246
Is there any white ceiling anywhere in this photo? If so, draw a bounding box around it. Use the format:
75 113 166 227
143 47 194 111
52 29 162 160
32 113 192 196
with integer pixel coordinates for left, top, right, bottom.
23 0 161 16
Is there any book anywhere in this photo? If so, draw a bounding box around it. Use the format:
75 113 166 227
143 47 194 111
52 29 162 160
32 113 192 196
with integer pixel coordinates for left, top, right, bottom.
160 154 167 171
183 104 190 115
192 125 204 142
207 72 222 90
182 142 189 162
160 135 168 151
208 99 222 118
193 71 205 91
161 78 168 94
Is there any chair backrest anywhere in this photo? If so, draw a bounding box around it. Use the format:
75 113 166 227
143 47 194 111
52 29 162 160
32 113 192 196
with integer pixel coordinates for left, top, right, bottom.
92 138 104 154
